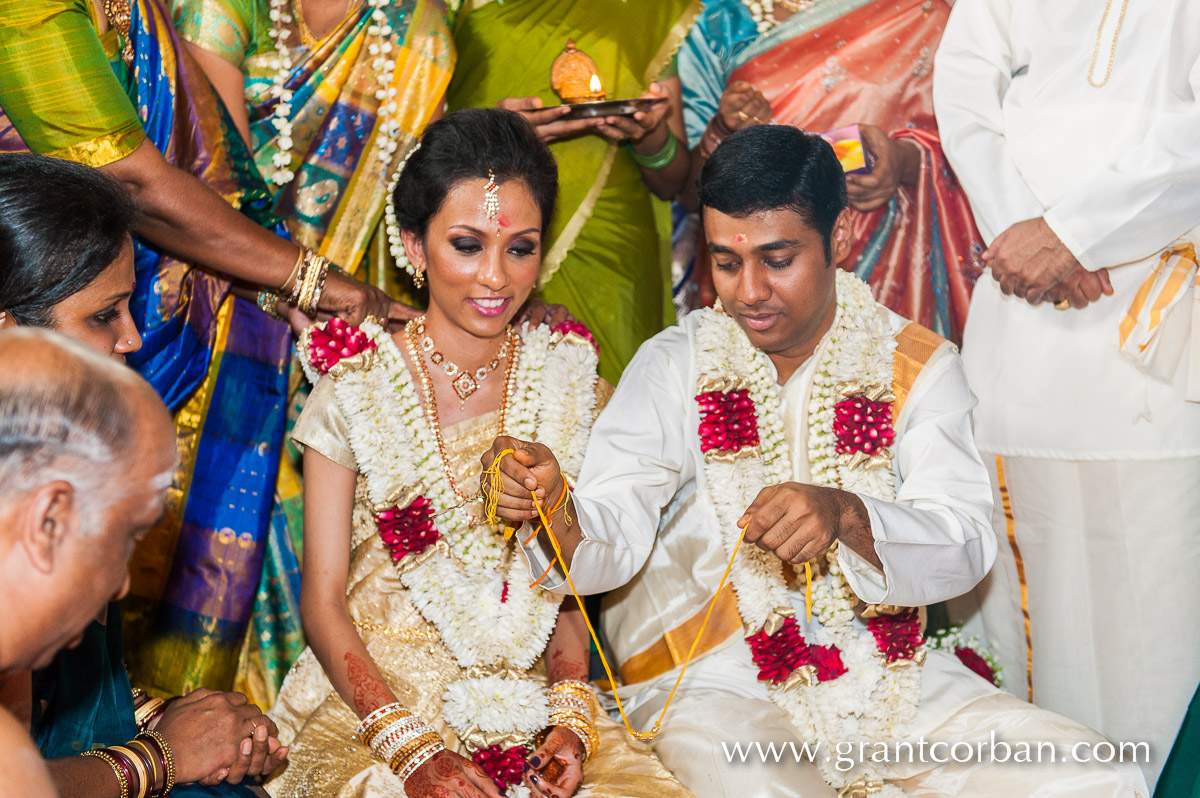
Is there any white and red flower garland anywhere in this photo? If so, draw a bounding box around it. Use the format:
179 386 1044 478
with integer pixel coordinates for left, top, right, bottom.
694 270 920 794
300 318 598 778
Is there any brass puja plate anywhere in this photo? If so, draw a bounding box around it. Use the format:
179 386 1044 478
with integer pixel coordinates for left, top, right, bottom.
546 96 669 120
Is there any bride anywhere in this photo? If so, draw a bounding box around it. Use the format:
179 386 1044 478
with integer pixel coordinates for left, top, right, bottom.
269 108 692 798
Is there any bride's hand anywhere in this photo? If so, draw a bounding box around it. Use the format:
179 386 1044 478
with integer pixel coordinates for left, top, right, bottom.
405 750 503 798
524 728 585 798
481 436 566 523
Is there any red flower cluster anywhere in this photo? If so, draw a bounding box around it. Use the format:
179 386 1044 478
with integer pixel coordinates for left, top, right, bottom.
747 617 811 683
472 744 529 793
697 389 760 455
867 609 924 663
809 644 848 682
308 317 377 374
551 320 599 354
375 497 439 561
833 395 895 455
954 645 999 686
747 618 849 684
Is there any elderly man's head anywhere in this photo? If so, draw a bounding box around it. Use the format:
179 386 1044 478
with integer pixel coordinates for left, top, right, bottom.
0 328 175 672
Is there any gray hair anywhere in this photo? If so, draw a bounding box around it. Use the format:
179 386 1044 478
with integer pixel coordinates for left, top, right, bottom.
0 329 146 535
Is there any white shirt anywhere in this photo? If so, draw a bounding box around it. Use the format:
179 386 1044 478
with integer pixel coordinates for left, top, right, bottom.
933 0 1200 457
521 310 996 646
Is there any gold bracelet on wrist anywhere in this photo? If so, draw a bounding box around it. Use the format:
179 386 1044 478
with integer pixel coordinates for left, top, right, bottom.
82 750 130 798
111 744 150 798
281 248 305 298
139 729 175 794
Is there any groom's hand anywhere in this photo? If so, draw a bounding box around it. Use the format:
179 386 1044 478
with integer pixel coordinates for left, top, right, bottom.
481 436 565 522
738 482 878 568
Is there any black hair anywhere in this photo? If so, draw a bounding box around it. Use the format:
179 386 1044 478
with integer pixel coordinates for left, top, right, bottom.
0 153 138 327
392 108 559 238
697 125 848 261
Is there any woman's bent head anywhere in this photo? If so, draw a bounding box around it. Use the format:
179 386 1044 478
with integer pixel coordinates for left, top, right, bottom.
393 108 558 337
0 154 140 361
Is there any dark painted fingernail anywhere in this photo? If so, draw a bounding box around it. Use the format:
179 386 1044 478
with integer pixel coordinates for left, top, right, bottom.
529 756 541 768
523 762 531 771
530 774 540 785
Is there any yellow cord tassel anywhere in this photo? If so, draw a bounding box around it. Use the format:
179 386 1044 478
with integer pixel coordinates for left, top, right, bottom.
481 451 749 742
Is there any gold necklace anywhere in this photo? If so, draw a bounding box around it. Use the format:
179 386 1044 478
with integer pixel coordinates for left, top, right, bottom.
102 0 134 67
414 317 510 402
1087 0 1130 88
776 0 819 12
404 319 519 503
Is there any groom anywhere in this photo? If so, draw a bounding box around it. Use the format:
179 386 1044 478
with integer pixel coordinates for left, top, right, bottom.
484 126 1147 796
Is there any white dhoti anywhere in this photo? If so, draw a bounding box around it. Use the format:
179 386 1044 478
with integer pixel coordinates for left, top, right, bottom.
621 642 1148 797
949 454 1200 788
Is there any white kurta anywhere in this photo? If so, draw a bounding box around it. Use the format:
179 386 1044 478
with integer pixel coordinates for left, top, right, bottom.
933 1 1200 787
519 311 1147 796
932 0 1200 457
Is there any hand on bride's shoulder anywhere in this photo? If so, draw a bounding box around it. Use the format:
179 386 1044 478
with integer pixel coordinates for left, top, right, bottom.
405 750 504 798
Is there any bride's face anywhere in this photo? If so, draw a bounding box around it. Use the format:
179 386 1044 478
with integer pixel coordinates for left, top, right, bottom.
406 177 542 339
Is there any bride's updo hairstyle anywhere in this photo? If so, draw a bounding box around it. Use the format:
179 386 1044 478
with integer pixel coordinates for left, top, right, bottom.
392 108 559 238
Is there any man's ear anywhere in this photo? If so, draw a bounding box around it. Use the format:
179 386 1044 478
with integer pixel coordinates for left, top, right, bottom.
22 481 77 575
829 208 853 266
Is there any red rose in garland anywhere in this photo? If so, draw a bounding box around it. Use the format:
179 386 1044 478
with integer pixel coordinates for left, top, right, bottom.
954 645 1000 686
747 616 811 684
833 395 895 455
697 388 760 455
551 320 599 354
809 644 848 682
867 609 924 663
375 496 439 560
308 317 377 374
472 744 529 793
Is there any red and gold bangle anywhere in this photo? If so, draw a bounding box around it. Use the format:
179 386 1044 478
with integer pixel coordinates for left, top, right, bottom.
127 737 164 794
139 729 175 795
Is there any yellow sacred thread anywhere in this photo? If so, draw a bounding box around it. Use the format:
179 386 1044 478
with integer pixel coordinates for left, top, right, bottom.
481 450 749 742
804 561 813 623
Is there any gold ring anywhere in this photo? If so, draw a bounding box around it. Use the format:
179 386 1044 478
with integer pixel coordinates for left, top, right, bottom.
736 110 750 122
1054 300 1070 310
364 314 384 326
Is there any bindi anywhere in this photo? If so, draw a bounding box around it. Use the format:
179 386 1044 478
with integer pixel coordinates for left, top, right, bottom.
735 233 746 244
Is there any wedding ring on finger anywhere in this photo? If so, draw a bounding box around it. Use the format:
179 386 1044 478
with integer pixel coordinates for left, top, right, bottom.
1054 300 1071 310
737 110 750 122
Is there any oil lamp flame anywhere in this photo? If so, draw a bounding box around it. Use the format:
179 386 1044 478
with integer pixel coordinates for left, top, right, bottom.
589 73 603 96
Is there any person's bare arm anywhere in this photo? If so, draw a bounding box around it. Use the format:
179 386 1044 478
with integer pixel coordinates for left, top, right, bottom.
0 708 56 798
300 450 399 717
183 42 252 145
593 77 690 200
101 140 407 324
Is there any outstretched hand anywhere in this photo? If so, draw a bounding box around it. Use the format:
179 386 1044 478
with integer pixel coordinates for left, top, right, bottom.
480 436 566 524
497 96 600 144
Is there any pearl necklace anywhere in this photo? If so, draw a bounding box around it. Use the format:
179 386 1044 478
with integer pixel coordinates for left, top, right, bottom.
266 0 404 186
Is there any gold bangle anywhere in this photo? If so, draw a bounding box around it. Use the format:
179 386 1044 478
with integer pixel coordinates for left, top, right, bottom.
387 732 441 773
111 745 149 798
360 710 415 748
282 248 305 298
139 730 175 794
127 738 162 795
134 697 166 731
82 750 130 798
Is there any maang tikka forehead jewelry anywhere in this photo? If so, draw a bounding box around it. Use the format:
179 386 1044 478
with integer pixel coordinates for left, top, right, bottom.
483 170 500 228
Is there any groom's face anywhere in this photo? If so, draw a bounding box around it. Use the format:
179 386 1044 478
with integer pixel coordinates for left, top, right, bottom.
706 206 852 359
